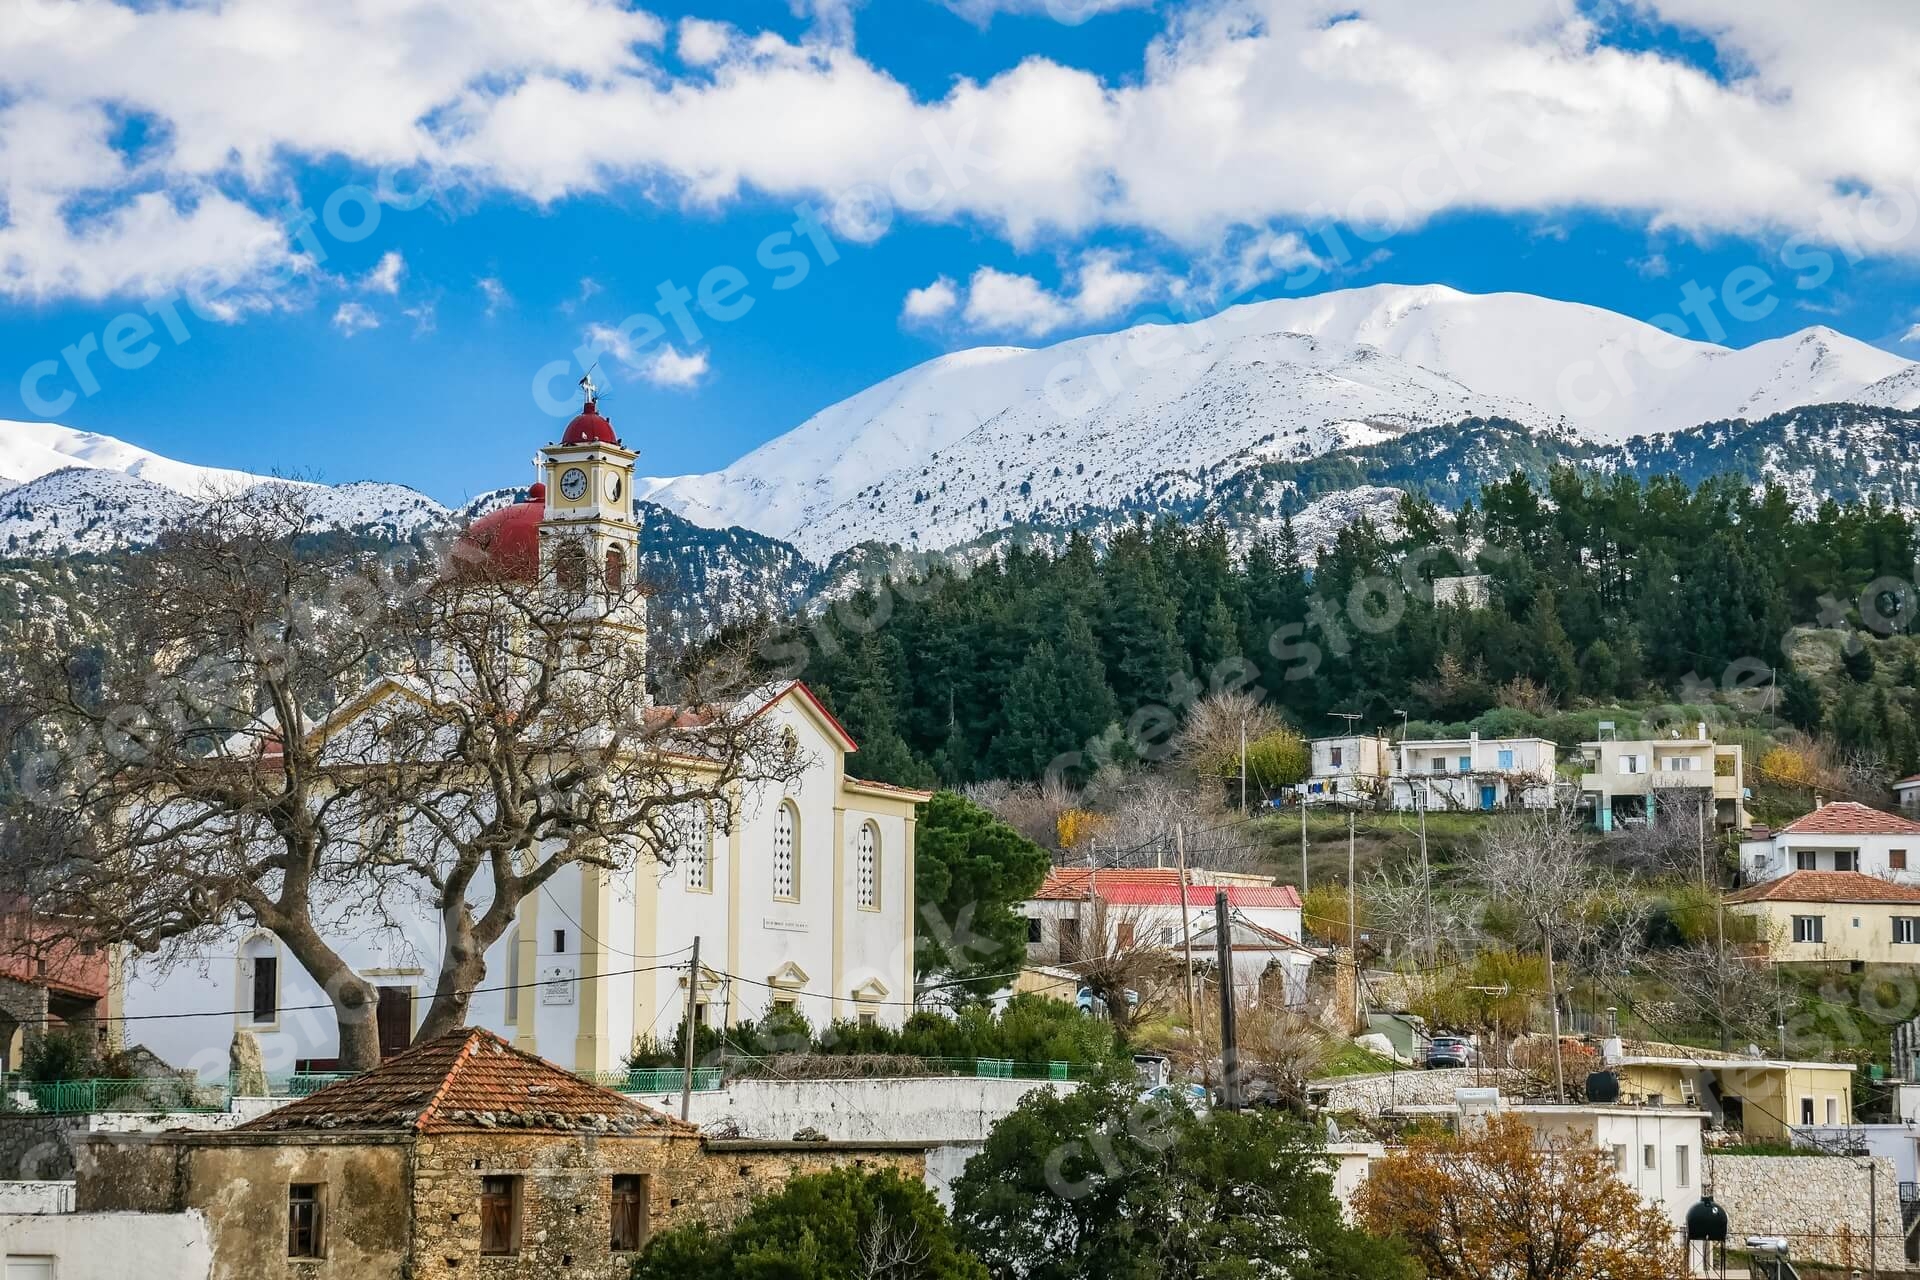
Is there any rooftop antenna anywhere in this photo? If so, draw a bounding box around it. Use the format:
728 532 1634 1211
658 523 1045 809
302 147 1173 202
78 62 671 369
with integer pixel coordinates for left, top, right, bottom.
1328 711 1363 735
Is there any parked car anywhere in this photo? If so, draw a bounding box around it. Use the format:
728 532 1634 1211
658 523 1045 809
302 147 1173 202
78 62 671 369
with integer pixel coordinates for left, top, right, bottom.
1425 1036 1474 1069
1139 1082 1212 1114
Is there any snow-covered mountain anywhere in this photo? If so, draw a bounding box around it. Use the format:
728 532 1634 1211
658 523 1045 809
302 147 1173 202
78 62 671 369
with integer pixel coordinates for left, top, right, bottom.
644 283 1919 560
0 420 275 496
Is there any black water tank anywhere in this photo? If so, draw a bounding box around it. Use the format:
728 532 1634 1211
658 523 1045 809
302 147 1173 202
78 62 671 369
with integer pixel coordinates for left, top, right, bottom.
1686 1194 1729 1243
1585 1070 1621 1103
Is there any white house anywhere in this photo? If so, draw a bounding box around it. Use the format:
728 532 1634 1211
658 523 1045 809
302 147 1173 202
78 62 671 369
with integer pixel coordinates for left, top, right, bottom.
1302 734 1392 805
119 397 929 1079
1895 775 1920 815
1738 801 1920 885
1388 733 1558 812
1022 868 1304 967
1184 917 1317 1008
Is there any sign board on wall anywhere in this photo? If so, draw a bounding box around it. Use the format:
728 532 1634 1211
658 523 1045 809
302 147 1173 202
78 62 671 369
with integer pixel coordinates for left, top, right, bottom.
539 965 578 1006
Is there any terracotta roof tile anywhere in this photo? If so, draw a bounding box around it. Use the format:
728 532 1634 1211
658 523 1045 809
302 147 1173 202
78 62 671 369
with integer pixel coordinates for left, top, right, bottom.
1776 802 1920 838
1032 868 1301 908
1726 871 1920 906
238 1028 694 1136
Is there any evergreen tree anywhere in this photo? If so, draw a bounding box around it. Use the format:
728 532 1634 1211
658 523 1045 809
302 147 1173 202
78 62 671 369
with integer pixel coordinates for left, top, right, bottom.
1844 642 1877 684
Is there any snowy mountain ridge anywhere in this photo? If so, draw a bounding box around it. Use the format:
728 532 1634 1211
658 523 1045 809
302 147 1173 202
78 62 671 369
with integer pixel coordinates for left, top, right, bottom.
642 283 1919 560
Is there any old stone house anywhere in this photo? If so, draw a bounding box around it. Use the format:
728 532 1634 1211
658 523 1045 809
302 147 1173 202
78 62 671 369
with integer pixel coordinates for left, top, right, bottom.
74 1027 924 1280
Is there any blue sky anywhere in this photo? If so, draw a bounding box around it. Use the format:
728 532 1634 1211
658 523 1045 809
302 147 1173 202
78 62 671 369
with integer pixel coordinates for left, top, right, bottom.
2 0 1918 505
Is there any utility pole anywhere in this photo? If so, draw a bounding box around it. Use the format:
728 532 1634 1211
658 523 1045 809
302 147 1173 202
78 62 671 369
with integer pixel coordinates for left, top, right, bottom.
1176 824 1197 1034
1239 715 1248 814
1347 809 1360 1031
679 935 702 1124
1418 785 1433 966
1214 889 1240 1111
1300 797 1309 894
1544 930 1566 1103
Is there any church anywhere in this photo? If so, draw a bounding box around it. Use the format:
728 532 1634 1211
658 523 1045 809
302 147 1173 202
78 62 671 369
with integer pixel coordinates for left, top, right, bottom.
120 396 928 1079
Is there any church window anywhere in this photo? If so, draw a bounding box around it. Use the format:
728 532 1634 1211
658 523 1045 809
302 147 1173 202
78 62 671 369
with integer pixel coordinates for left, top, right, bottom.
684 806 711 893
555 540 588 590
605 546 626 590
856 822 879 911
773 802 798 901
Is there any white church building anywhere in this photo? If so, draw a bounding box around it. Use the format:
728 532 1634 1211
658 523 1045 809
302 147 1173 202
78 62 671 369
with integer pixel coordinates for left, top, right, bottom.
119 397 928 1079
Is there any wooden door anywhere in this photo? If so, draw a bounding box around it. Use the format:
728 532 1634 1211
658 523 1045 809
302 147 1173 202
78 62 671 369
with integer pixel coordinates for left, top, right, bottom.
376 987 414 1057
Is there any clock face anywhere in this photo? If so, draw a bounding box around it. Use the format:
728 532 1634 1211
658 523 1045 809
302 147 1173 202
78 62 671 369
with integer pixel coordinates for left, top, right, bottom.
559 468 588 501
604 473 624 503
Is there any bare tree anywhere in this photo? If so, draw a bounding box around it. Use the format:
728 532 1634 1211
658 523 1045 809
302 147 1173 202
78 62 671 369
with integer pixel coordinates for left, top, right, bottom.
964 776 1073 854
356 544 807 1043
1463 804 1613 1100
857 1210 930 1280
1059 898 1181 1037
3 487 401 1068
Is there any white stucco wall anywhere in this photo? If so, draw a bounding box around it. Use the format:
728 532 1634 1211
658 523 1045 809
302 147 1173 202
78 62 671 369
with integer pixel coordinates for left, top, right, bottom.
1 1210 211 1280
123 690 917 1077
0 1181 73 1214
628 1076 1077 1145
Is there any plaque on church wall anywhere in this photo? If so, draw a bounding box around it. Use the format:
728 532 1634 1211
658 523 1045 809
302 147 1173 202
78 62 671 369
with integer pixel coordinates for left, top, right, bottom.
539 964 578 1005
762 918 809 933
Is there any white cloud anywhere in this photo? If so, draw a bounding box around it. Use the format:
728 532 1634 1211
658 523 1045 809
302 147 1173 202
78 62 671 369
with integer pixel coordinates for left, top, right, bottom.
477 276 511 316
402 301 437 335
1632 253 1674 279
1899 323 1920 346
939 0 1151 26
584 321 711 387
8 1 1920 305
640 345 710 388
902 276 960 321
331 301 380 336
360 251 405 294
954 251 1159 336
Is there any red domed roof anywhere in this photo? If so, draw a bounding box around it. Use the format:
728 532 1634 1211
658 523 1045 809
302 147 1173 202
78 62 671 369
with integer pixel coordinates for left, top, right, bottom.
562 400 619 446
450 489 544 582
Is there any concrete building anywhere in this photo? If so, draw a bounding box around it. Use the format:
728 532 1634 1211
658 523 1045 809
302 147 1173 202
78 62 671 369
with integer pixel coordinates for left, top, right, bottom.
1383 1091 1707 1231
1739 801 1920 885
1022 868 1303 969
1726 869 1920 966
121 397 929 1079
1302 734 1392 805
74 1027 925 1280
1388 733 1559 811
1607 1053 1855 1143
1577 725 1747 831
1897 775 1920 815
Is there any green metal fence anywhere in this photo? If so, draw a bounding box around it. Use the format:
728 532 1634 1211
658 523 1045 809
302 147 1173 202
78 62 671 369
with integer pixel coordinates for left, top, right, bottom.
576 1067 725 1094
922 1057 1081 1081
3 1078 226 1115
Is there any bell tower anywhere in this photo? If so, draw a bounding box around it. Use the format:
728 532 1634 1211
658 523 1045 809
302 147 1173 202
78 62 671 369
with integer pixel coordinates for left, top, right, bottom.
537 380 646 657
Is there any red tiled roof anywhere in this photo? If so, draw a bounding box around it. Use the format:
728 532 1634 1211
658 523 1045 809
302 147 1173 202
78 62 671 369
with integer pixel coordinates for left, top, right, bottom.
238 1028 693 1136
1776 802 1920 838
844 775 934 800
1032 868 1300 908
1726 871 1920 906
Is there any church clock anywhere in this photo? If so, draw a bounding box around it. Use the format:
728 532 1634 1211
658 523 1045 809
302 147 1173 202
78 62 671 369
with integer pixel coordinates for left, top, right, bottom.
559 467 589 501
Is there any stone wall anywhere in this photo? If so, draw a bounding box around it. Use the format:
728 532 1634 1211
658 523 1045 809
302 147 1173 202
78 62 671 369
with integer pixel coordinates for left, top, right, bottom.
0 1114 87 1179
627 1075 1075 1145
1312 1068 1534 1116
1709 1153 1908 1273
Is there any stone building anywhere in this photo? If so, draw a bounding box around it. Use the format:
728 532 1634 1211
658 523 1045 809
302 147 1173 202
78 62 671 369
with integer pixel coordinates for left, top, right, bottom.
0 896 113 1070
75 1027 924 1280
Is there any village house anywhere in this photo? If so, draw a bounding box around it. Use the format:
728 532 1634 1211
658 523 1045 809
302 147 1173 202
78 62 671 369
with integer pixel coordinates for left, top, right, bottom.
1022 868 1303 969
69 1027 926 1280
1388 733 1559 812
1896 774 1920 814
1725 869 1920 967
0 898 113 1071
1739 800 1920 885
1606 1051 1855 1142
1577 724 1747 832
118 398 930 1079
1301 734 1392 804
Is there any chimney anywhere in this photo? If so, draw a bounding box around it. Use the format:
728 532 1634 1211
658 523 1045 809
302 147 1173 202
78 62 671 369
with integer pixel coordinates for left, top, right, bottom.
1813 793 1825 810
1697 721 1708 742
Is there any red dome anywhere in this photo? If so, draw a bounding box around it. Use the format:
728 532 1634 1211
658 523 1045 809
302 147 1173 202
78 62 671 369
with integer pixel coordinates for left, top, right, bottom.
562 400 619 445
450 493 544 582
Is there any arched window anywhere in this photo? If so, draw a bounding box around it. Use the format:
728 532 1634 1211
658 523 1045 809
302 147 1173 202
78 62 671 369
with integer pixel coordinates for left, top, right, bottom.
504 926 522 1024
684 805 711 893
772 801 798 901
604 545 625 591
856 822 879 911
554 539 588 590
